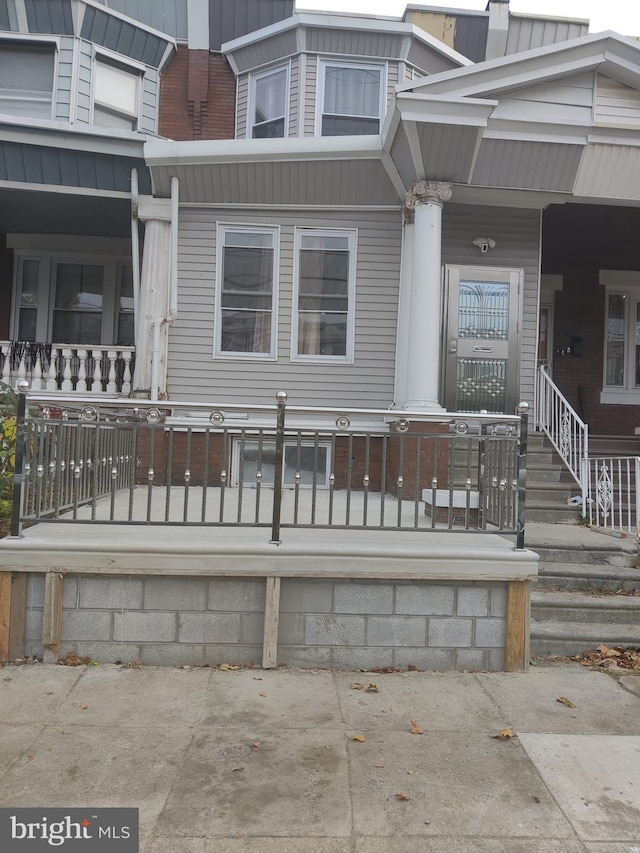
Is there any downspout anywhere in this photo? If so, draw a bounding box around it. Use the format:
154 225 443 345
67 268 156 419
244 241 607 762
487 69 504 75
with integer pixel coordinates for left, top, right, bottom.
130 168 140 323
150 176 179 402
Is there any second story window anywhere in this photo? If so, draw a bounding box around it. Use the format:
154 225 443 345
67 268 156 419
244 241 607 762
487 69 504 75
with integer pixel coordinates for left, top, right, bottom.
319 62 384 136
93 58 140 130
251 66 288 138
0 42 55 119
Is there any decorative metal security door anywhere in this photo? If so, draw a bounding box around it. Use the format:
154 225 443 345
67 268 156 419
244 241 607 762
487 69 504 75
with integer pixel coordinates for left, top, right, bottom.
444 266 522 414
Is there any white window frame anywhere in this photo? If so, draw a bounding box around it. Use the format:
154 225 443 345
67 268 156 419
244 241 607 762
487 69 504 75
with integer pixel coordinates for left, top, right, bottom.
316 59 385 138
0 36 58 120
291 227 357 364
214 223 280 361
10 249 131 346
231 435 332 489
600 281 640 404
91 47 144 131
248 62 290 139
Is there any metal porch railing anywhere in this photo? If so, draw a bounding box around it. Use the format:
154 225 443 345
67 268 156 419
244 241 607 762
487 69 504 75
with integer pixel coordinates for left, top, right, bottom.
10 386 529 549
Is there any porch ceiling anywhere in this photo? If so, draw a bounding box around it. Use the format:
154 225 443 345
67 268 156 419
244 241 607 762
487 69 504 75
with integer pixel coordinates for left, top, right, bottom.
0 187 131 237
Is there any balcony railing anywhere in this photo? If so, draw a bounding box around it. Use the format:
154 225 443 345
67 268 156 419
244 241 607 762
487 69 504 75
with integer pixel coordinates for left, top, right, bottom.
586 455 640 538
0 341 135 395
10 389 529 548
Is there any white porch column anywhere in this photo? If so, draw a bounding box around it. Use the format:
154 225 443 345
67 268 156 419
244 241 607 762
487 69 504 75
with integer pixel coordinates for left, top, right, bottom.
132 198 172 398
397 180 452 411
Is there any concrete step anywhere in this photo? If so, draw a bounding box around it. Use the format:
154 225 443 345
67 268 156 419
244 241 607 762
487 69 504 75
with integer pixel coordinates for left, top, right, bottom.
531 619 640 657
531 590 640 624
525 506 581 523
535 562 640 592
530 543 639 567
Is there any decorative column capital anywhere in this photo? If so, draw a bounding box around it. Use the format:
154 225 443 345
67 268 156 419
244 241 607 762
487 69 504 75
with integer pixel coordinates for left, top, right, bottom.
404 180 452 212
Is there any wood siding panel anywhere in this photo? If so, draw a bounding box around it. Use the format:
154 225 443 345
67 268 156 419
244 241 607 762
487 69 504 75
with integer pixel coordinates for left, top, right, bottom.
77 40 93 124
236 75 249 138
442 204 541 409
168 209 402 407
595 75 640 128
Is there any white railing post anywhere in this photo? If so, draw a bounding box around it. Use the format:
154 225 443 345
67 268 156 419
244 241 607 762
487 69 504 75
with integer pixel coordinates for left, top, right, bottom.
635 457 640 541
47 347 59 390
76 349 88 392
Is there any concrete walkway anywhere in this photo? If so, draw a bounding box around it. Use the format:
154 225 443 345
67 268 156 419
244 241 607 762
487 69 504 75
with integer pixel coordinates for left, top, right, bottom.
1 660 639 852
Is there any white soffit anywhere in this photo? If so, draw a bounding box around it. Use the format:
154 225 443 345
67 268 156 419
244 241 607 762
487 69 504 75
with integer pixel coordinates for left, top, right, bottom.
574 144 640 200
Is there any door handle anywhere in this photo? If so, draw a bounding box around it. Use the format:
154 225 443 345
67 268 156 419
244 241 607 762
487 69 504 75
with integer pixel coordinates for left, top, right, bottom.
449 339 458 354
473 345 494 353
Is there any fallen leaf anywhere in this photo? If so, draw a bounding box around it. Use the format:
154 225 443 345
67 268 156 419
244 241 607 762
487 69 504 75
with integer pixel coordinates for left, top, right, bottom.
410 720 425 735
395 793 411 801
28 755 35 762
407 664 419 672
365 683 379 693
259 692 266 698
351 682 364 690
349 734 367 742
491 728 516 740
374 764 384 768
557 696 577 709
250 741 261 749
79 704 88 711
217 663 242 671
231 767 244 772
533 796 541 804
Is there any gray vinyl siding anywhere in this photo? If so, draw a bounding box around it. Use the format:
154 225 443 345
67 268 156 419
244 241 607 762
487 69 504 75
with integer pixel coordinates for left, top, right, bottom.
80 4 169 68
94 0 188 41
0 0 12 31
140 68 158 134
452 14 488 63
386 62 399 108
168 208 402 407
228 29 298 75
304 54 317 136
406 40 462 76
210 0 294 53
505 16 587 56
289 55 299 136
236 75 249 138
306 27 403 60
54 36 74 121
25 0 73 35
441 204 541 409
595 75 640 129
76 39 93 124
490 72 595 126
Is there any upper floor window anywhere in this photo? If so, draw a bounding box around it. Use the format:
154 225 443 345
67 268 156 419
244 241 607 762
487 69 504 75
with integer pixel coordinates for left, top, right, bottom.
93 57 140 130
293 229 356 362
319 61 384 136
215 225 279 358
0 42 55 119
251 66 288 138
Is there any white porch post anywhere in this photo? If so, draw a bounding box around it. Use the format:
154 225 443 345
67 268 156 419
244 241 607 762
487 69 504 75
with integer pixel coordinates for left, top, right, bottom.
132 199 172 398
397 180 452 410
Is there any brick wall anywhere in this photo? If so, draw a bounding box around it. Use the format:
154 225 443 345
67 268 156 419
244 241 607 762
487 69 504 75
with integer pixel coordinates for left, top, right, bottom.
159 47 236 141
25 575 508 671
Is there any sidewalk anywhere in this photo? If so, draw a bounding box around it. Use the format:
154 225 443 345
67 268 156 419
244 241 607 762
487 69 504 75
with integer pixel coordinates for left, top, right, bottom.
1 660 639 852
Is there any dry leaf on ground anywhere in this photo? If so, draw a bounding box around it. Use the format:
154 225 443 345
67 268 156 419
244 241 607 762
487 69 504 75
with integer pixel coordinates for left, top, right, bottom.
578 645 640 671
491 728 516 740
410 720 425 735
557 696 577 709
351 683 364 690
365 683 379 693
349 734 367 742
395 793 411 801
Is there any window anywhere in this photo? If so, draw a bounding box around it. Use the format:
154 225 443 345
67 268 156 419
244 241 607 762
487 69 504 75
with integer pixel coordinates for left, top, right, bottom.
12 251 133 346
216 225 278 358
293 229 356 361
93 58 139 130
319 62 384 136
232 438 331 488
250 66 287 138
601 279 640 402
0 42 55 119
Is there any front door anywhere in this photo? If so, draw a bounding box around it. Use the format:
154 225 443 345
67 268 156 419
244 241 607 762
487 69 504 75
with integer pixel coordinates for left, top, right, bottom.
444 266 522 414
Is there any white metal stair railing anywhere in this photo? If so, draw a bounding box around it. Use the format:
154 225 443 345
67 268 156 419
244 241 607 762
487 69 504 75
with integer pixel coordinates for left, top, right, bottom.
586 455 640 538
535 364 589 513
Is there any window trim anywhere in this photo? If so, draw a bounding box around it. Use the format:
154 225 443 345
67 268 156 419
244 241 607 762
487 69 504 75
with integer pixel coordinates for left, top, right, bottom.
91 47 144 131
11 249 132 347
316 59 386 138
291 227 357 364
248 62 290 140
214 223 280 361
0 36 59 121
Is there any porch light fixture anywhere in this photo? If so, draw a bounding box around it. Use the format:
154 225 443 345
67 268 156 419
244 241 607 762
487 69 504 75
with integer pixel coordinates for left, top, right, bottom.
472 237 496 254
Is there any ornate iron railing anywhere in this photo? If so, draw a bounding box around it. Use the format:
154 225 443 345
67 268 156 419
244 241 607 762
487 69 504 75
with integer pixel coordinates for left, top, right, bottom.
10 387 529 548
586 456 640 538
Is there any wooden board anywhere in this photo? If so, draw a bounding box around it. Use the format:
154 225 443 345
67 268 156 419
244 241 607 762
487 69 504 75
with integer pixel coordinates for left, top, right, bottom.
42 573 64 664
0 572 11 662
505 580 530 672
262 576 281 669
9 573 28 660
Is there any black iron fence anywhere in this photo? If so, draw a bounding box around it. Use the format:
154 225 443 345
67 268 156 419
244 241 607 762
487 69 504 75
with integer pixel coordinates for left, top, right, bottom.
10 388 528 548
